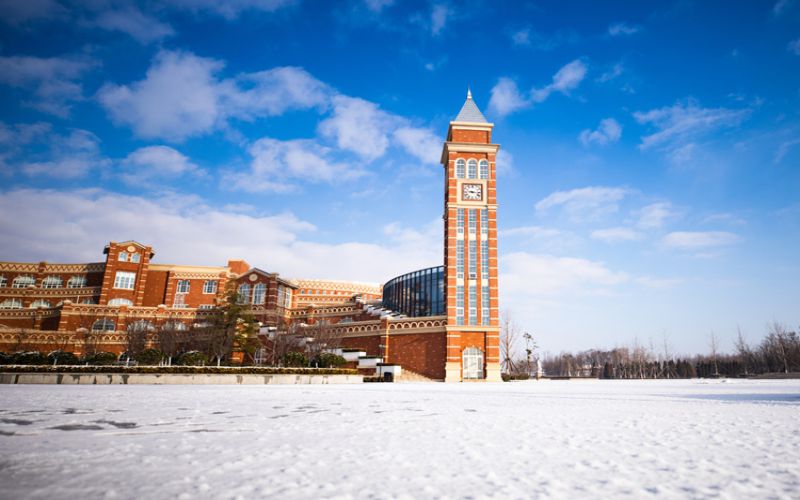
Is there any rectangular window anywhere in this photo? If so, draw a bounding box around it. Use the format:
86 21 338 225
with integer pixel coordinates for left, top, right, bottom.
481 240 489 279
456 240 464 279
468 209 477 234
469 285 477 325
118 251 128 262
481 209 489 234
482 286 490 326
173 293 186 308
469 240 477 279
176 280 190 294
113 271 135 290
457 209 464 234
0 276 6 287
198 304 215 310
456 286 464 326
203 280 217 294
130 253 141 263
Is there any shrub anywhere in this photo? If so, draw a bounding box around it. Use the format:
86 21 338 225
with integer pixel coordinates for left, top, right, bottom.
0 365 358 375
12 351 47 365
176 351 208 366
0 352 10 365
47 351 79 365
314 352 347 368
283 351 308 367
83 351 117 366
135 349 164 365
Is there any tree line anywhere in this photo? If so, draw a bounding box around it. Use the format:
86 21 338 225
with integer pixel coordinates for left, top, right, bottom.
502 316 800 379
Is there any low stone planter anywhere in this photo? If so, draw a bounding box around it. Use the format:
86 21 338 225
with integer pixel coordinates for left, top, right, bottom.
0 372 363 385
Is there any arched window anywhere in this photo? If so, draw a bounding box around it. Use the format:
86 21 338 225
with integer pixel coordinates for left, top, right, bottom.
67 275 87 288
118 251 128 262
163 321 188 331
479 159 489 179
29 300 51 309
455 159 466 179
467 159 478 179
0 299 22 309
108 298 133 307
237 284 251 304
130 253 141 263
92 319 115 332
41 276 63 289
462 347 484 380
128 320 155 332
253 283 266 305
12 276 36 288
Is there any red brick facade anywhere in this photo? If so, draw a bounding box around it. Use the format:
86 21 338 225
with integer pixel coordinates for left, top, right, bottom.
0 92 500 382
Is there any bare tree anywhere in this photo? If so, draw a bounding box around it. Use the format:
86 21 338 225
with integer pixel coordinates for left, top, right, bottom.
708 331 720 377
305 320 343 364
499 311 521 374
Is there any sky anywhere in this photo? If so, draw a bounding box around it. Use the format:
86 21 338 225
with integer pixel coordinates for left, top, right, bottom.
0 0 798 356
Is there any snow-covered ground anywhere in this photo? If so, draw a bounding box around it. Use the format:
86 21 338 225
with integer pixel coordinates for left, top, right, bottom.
1 379 798 499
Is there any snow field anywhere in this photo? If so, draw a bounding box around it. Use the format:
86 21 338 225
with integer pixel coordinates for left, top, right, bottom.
0 379 798 499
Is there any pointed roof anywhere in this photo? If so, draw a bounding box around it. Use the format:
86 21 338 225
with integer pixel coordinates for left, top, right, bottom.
454 88 488 123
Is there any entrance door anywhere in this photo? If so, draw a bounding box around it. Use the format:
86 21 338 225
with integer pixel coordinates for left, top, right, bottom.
462 347 484 380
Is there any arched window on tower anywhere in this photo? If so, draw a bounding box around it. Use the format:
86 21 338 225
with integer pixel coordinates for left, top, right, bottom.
455 159 466 179
467 159 478 179
479 159 489 179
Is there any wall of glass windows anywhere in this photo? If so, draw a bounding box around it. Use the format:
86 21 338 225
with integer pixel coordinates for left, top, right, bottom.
381 266 445 317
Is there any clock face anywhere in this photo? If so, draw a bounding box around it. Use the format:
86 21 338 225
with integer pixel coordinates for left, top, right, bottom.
462 183 482 201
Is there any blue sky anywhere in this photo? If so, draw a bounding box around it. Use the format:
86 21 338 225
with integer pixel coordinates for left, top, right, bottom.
0 0 798 355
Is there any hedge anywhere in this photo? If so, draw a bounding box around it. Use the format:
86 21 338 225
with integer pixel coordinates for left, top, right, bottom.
0 365 359 375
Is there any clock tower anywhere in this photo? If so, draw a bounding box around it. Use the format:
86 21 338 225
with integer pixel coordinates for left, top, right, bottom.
441 90 501 382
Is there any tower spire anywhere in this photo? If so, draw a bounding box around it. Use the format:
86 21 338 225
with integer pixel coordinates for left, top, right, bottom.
467 87 472 99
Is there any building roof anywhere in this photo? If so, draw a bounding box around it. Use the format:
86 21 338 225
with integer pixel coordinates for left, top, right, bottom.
453 89 488 123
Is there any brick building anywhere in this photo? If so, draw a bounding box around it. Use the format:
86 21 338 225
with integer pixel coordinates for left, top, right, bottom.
0 92 501 382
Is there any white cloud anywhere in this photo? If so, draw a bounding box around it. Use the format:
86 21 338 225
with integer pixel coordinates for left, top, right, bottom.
788 38 800 55
0 0 65 25
120 145 202 185
318 95 395 161
91 6 175 44
160 0 295 20
608 22 641 36
773 0 794 16
488 78 529 118
511 29 530 46
597 62 623 83
774 138 800 163
495 149 514 176
579 118 622 146
430 3 449 35
501 252 628 297
98 51 329 142
0 188 441 284
590 227 643 242
535 186 629 220
531 59 587 103
633 99 750 152
636 276 683 289
393 126 441 165
662 231 740 250
0 55 94 117
636 202 675 229
226 137 363 193
20 129 109 179
363 0 394 12
489 59 587 117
